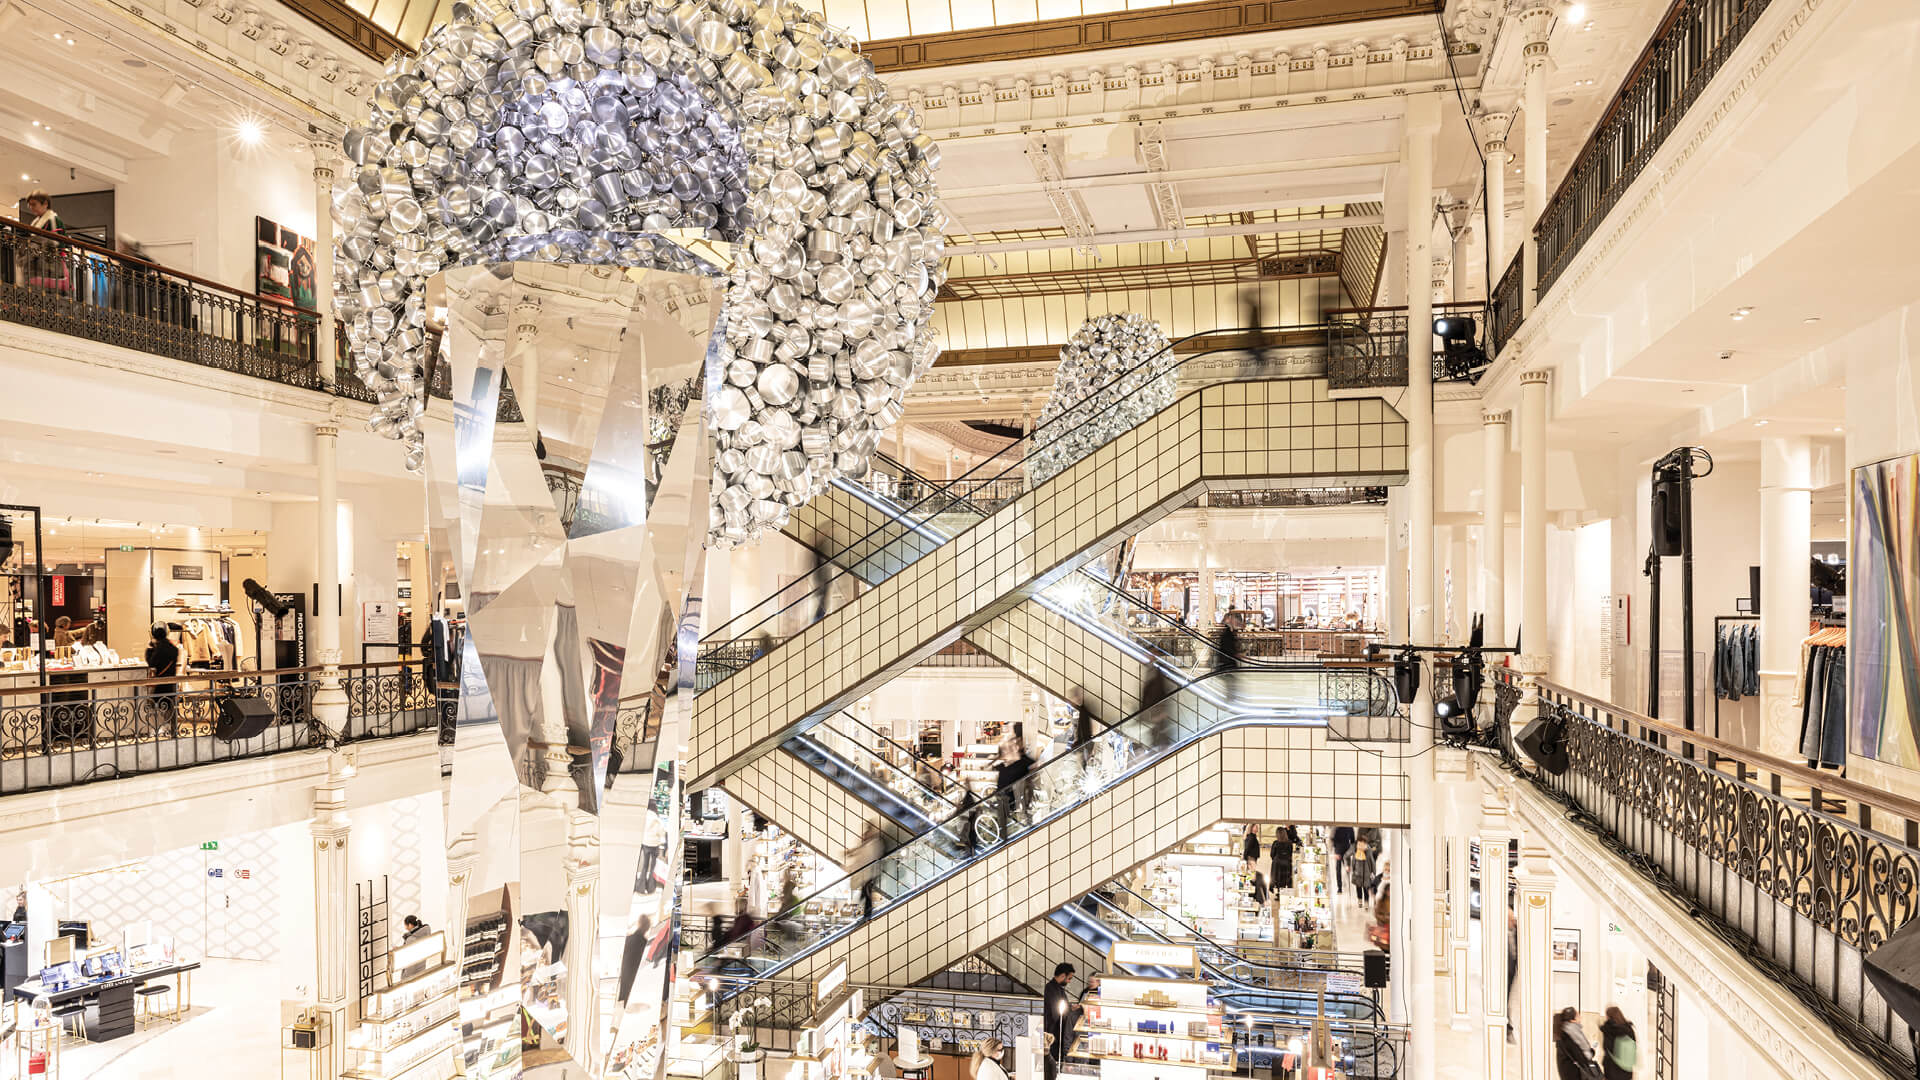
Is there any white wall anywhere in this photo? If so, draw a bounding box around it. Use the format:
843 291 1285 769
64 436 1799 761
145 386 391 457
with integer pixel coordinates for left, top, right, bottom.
1544 520 1614 698
117 128 317 295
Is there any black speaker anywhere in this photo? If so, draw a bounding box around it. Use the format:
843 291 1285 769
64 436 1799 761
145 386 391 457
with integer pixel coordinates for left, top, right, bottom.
1517 708 1571 776
1652 473 1685 556
1363 948 1390 988
215 695 276 740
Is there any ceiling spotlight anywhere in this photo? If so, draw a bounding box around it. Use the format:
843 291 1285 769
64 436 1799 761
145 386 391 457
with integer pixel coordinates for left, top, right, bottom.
18 173 26 180
235 117 265 146
31 120 40 127
1565 2 1587 21
1756 419 1769 427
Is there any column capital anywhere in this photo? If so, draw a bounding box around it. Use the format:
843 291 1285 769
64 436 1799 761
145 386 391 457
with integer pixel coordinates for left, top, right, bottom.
1476 109 1513 155
315 423 339 440
1512 845 1555 890
310 141 338 179
1518 4 1556 47
1479 789 1512 833
1519 368 1551 386
1482 409 1512 426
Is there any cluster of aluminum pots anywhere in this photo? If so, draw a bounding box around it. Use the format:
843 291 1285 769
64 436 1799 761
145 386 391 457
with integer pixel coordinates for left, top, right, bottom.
1025 313 1175 485
333 0 946 546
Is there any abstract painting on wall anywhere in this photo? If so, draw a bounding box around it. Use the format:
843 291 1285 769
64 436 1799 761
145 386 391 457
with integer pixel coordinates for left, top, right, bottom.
1851 453 1920 768
254 216 315 310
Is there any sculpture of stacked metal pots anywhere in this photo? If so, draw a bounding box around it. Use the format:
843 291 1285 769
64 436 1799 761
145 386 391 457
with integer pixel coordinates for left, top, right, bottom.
1025 313 1174 485
333 0 947 547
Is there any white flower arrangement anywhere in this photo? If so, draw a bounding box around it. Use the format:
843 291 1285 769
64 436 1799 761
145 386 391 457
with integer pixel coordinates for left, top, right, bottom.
728 994 775 1053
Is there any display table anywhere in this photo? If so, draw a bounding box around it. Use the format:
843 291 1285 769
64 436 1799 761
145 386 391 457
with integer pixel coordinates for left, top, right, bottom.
13 960 199 1042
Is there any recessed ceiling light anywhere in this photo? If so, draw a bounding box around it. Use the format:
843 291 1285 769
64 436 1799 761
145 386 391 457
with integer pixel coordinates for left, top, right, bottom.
1803 316 1820 324
1566 1 1587 20
18 174 26 180
1681 388 1695 393
235 117 266 146
31 120 40 127
1834 426 1844 433
1756 419 1769 426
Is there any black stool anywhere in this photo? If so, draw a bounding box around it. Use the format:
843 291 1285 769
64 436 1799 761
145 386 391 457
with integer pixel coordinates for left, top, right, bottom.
51 1000 87 1044
136 982 176 1026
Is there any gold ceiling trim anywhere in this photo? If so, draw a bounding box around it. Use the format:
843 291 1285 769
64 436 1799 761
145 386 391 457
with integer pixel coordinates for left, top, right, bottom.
864 0 1444 74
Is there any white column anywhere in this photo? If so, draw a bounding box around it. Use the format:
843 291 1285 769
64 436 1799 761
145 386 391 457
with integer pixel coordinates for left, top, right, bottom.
445 831 478 941
1403 91 1440 1080
1514 845 1556 1080
1480 792 1513 1078
513 299 542 447
1519 8 1553 311
1448 822 1474 1027
1197 510 1217 629
311 143 337 385
1387 488 1410 645
1483 411 1511 652
1479 112 1512 282
312 757 352 1042
565 810 602 1072
1759 436 1812 755
1518 370 1551 709
314 413 348 731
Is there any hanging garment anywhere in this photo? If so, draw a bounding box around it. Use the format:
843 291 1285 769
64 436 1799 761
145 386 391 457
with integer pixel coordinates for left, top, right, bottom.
1742 625 1759 698
1797 631 1847 769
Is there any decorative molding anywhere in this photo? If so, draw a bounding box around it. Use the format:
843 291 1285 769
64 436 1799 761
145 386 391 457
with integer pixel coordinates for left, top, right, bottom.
1518 368 1550 385
1497 773 1886 1080
1482 409 1512 424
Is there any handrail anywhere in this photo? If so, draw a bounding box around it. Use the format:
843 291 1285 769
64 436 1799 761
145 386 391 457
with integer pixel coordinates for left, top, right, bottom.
0 657 425 698
1526 672 1920 826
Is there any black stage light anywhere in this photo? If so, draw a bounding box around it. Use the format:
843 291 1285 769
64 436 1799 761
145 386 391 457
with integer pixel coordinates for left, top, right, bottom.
1434 315 1490 383
1437 652 1479 736
1393 647 1421 706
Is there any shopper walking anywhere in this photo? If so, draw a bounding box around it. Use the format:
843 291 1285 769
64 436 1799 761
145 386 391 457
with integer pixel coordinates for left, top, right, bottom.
1351 833 1374 903
1043 963 1081 1080
1554 1007 1603 1080
23 190 64 234
1330 826 1355 893
1242 823 1262 864
1271 824 1299 891
1598 1006 1637 1080
970 1038 1011 1080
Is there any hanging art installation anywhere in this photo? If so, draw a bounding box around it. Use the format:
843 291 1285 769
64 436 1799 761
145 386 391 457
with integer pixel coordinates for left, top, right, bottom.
333 0 947 549
1025 313 1175 485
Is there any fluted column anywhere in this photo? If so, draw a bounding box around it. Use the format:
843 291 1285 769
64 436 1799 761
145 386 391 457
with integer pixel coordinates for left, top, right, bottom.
565 809 602 1072
312 755 352 1042
1478 111 1512 279
1480 792 1513 1079
1759 436 1812 755
311 143 337 385
1403 90 1440 1080
1518 370 1551 708
1515 846 1556 1080
445 830 478 952
1519 7 1553 310
1483 411 1511 652
313 406 348 732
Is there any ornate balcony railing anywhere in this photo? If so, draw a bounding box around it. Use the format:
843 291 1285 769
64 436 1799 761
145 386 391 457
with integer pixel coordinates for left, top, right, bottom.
1495 670 1919 1076
1323 303 1489 390
1202 487 1389 509
1534 0 1775 296
0 659 436 796
0 215 326 389
1489 250 1526 355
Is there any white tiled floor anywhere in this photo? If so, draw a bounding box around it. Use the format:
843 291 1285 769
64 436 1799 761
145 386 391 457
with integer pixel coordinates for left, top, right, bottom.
59 958 280 1079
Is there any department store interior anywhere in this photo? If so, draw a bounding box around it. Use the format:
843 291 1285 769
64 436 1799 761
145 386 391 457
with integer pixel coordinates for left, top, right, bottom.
0 0 1913 1078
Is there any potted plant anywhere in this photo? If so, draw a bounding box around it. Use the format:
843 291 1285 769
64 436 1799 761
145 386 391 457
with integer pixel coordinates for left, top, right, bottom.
729 996 773 1080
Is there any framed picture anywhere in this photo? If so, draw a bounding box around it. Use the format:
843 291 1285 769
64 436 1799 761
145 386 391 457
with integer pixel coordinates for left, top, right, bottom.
1550 928 1581 972
255 216 316 310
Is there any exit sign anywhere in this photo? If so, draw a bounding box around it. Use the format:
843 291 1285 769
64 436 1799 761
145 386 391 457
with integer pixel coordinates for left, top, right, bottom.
200 841 219 851
119 545 135 551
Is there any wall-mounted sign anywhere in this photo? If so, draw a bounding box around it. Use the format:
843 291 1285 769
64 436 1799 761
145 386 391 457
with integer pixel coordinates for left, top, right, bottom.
1550 928 1581 973
199 841 219 851
51 576 64 607
1110 942 1199 972
171 565 205 581
816 959 849 1006
363 601 398 644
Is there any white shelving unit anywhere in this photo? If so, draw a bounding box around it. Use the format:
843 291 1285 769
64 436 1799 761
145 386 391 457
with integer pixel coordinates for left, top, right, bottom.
1080 944 1233 1080
346 932 459 1080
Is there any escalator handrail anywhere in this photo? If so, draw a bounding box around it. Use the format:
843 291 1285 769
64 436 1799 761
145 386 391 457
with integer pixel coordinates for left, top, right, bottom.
694 664 1391 973
829 711 968 807
699 322 1333 650
1088 883 1365 987
798 713 966 812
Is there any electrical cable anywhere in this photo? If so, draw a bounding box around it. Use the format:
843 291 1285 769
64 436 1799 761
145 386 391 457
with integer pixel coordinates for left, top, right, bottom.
1434 11 1499 310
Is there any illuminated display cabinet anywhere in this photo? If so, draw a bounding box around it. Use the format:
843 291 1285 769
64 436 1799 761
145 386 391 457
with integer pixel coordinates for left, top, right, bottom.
1079 943 1233 1080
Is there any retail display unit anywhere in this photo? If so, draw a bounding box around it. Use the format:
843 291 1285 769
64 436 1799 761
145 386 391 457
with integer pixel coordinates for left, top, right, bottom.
1 505 47 682
790 965 870 1080
1080 943 1233 1078
347 930 458 1080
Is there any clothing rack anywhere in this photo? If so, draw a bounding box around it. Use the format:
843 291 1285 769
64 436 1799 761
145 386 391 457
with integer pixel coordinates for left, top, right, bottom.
1711 615 1760 744
1798 624 1847 772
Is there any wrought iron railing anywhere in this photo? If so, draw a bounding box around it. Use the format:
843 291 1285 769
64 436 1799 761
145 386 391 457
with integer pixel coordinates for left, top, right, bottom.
0 215 326 388
1489 250 1526 355
1323 303 1489 390
1495 670 1919 1076
1202 487 1389 509
0 660 436 796
1534 0 1774 296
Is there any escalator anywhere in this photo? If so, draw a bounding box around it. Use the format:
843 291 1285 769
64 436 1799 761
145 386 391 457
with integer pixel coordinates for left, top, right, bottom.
691 333 1410 787
693 666 1405 991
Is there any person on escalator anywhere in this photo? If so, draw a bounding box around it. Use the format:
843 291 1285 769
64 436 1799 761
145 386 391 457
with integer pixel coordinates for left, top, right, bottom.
1214 616 1244 697
995 732 1035 834
958 780 983 855
845 819 887 921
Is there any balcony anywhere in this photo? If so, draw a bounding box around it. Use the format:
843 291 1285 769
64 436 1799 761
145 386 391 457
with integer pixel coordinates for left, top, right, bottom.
1323 303 1490 390
0 215 521 420
1495 0 1776 351
1494 669 1919 1075
0 660 440 796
